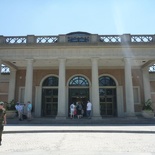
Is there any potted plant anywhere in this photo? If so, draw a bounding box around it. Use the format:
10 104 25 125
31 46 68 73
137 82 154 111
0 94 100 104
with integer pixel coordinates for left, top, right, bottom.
141 99 154 118
4 99 16 118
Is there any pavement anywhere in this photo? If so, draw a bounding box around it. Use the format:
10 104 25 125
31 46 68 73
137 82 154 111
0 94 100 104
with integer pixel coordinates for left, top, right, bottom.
1 117 155 155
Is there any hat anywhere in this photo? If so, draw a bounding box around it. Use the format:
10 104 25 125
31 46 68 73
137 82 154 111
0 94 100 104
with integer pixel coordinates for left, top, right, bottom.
0 101 4 105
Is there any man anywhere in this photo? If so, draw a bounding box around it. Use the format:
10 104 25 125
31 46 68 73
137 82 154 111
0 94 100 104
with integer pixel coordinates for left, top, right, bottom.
0 101 7 146
86 100 92 119
15 102 24 121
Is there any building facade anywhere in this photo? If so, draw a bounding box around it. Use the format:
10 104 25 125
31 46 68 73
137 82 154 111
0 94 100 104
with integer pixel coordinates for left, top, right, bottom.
0 32 155 118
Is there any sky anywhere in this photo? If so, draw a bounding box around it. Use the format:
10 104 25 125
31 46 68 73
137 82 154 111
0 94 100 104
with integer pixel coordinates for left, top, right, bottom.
0 0 155 36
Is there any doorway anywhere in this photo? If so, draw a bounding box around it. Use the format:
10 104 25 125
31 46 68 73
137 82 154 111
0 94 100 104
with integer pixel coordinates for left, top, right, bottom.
99 76 117 117
42 89 58 117
68 88 89 117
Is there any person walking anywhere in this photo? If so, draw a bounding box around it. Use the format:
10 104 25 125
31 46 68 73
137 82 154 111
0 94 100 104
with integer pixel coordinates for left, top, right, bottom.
27 101 32 120
86 100 92 119
0 101 7 146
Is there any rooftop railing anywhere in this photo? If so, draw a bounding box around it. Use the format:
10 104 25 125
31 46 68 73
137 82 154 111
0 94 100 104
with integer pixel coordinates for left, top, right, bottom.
0 33 155 45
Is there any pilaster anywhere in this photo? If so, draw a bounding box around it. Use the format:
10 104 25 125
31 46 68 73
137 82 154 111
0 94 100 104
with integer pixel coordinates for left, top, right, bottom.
8 69 16 102
142 67 151 101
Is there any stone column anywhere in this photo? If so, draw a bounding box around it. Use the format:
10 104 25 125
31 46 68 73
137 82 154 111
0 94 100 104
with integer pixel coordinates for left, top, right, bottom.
56 58 66 119
124 57 135 116
0 59 1 80
8 69 16 102
142 67 151 101
24 59 33 104
91 58 101 118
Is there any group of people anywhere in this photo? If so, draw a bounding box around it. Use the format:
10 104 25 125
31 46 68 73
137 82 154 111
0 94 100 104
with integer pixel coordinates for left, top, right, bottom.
70 100 92 119
15 101 32 121
0 100 32 146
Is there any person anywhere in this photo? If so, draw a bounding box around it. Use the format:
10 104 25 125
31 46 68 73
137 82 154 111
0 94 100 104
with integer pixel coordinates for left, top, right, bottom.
27 101 32 120
70 102 75 119
76 102 83 119
0 101 7 146
15 102 24 121
86 100 92 119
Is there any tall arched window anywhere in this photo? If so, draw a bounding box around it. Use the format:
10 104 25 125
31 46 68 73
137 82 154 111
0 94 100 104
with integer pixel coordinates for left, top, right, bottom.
42 76 58 117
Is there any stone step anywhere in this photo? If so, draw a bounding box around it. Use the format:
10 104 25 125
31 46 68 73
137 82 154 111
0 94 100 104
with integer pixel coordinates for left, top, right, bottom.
7 116 155 125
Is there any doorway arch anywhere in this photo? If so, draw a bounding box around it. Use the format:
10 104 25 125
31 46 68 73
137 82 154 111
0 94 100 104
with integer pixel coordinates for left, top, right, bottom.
68 75 90 117
42 76 58 117
99 75 117 117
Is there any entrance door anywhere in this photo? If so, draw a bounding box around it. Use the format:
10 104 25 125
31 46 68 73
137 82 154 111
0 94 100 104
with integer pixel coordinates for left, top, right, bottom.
42 89 58 117
68 88 89 117
99 88 117 117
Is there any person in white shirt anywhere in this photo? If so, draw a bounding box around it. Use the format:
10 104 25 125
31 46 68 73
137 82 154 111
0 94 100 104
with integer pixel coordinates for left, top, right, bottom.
15 102 23 121
70 103 75 119
86 100 92 119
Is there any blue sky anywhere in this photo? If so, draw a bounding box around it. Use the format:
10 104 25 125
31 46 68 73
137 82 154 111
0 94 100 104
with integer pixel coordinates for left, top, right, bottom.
0 0 154 36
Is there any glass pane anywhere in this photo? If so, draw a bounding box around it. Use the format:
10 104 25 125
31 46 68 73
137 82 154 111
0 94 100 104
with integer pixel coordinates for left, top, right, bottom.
99 76 116 86
42 76 58 86
69 76 89 86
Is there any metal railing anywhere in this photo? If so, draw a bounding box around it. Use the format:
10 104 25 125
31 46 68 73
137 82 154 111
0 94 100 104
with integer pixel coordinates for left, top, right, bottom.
0 33 154 44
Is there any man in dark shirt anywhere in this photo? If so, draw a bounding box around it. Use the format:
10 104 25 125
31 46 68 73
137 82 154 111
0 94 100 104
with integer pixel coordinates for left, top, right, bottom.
0 101 7 146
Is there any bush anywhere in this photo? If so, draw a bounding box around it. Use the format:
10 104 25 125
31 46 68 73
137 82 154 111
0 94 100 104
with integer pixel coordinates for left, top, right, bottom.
142 99 153 111
5 99 16 110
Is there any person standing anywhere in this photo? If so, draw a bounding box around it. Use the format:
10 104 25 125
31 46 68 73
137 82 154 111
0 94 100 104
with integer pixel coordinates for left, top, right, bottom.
15 102 24 121
27 101 32 120
0 101 7 146
77 102 83 119
86 100 92 119
70 102 75 119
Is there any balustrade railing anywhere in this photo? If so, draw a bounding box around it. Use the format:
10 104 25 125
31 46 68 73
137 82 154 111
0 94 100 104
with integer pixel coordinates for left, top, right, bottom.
0 34 155 44
149 64 155 72
36 36 58 43
5 36 27 44
99 35 121 43
131 35 153 43
1 64 10 74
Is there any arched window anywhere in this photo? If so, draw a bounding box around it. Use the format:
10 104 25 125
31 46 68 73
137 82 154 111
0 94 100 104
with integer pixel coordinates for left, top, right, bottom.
99 76 116 86
69 76 89 86
42 76 58 86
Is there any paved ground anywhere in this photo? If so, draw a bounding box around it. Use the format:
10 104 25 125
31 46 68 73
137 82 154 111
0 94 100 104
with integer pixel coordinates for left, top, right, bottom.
1 124 155 155
1 117 155 154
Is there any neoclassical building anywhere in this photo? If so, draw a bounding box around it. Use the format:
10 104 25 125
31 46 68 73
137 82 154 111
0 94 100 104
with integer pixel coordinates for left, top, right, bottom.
0 32 155 118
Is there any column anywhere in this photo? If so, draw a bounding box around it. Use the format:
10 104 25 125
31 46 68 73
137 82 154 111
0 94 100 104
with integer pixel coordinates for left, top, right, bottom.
142 67 151 101
91 58 101 118
56 58 66 118
124 57 135 116
8 69 16 102
24 59 33 104
0 59 1 80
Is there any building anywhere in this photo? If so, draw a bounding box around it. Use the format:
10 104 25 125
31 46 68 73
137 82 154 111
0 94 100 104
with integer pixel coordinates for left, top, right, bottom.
0 32 155 118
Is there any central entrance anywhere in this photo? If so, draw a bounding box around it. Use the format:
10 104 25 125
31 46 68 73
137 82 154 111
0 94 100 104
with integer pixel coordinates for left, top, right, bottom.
68 75 90 117
69 88 89 117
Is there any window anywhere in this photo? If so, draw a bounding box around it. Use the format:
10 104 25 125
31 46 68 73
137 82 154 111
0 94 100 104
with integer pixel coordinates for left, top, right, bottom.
69 76 89 86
